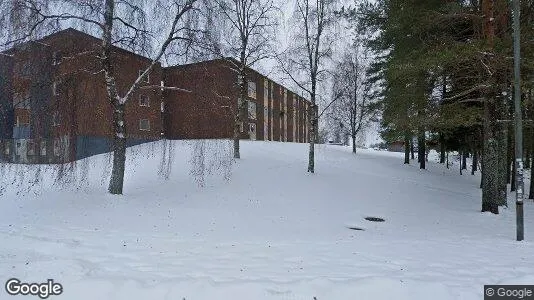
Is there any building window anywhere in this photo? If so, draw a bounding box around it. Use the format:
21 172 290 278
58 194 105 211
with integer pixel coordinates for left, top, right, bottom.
13 93 30 109
139 95 150 107
5 142 10 155
52 112 60 126
247 81 257 99
139 119 151 131
52 51 62 65
27 140 35 156
139 70 150 84
52 81 58 96
53 139 60 157
15 142 21 155
40 141 47 156
248 101 257 119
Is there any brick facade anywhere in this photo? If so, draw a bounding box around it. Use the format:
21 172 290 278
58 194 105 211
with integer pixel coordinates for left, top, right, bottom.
0 29 311 164
162 59 311 143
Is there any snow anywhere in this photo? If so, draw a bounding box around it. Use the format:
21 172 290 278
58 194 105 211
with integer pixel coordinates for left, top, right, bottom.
0 140 533 300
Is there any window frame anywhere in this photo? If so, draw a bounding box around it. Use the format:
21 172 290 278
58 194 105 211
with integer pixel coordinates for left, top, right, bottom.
139 119 151 131
248 101 257 120
52 81 58 96
40 141 47 156
139 94 150 107
27 140 35 156
139 70 150 84
52 112 60 126
52 51 62 65
53 139 61 157
247 81 257 99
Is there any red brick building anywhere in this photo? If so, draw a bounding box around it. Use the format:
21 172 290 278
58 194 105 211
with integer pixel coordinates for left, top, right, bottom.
163 59 311 143
0 29 311 164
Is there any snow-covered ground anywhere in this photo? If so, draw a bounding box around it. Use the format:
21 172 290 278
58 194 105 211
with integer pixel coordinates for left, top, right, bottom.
0 140 533 300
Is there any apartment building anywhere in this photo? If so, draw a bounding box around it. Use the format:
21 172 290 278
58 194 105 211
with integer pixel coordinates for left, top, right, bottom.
0 29 163 163
0 29 311 164
163 59 311 143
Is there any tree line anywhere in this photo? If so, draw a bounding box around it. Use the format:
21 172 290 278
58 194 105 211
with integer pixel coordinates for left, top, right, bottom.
349 0 534 214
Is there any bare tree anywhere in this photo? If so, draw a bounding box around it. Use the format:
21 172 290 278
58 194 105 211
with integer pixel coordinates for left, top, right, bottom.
277 0 336 173
209 0 276 158
1 0 200 195
326 44 378 153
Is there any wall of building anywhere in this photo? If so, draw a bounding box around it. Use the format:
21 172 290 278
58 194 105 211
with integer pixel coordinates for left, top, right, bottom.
2 31 312 164
0 54 14 140
163 60 236 140
3 29 164 163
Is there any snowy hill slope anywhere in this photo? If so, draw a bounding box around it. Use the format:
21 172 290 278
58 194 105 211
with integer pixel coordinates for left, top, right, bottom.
0 140 533 300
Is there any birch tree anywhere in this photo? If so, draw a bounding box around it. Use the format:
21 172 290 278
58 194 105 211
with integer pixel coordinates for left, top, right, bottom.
210 0 276 159
327 44 378 153
1 0 200 195
278 0 336 173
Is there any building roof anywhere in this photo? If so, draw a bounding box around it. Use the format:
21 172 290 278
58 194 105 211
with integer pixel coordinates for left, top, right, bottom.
3 28 155 63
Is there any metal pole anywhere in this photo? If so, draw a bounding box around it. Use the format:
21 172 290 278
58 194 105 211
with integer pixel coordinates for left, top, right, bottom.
513 0 524 241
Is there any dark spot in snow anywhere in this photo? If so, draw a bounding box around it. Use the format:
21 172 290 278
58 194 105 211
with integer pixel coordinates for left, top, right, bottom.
347 226 365 231
365 217 385 222
25 261 29 265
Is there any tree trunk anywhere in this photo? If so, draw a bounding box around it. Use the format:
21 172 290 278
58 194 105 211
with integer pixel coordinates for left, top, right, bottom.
446 151 449 169
108 103 126 195
418 130 425 169
404 133 410 164
234 58 247 159
462 151 467 170
529 152 534 200
308 103 317 173
439 132 445 164
530 131 534 199
480 151 484 188
506 126 512 183
511 151 516 192
480 0 501 213
102 0 127 195
472 150 478 175
410 139 415 160
496 101 508 206
352 134 356 153
482 137 499 213
525 144 530 169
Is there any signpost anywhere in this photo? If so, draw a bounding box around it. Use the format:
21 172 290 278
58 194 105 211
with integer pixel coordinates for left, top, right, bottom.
513 0 524 241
